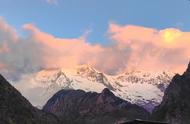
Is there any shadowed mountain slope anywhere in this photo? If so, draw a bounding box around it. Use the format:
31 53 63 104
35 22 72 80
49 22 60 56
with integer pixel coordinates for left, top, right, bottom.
0 74 61 124
43 88 150 124
152 62 190 124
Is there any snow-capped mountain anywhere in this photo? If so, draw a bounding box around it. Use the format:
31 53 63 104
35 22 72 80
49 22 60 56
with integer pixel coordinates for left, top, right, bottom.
14 65 174 112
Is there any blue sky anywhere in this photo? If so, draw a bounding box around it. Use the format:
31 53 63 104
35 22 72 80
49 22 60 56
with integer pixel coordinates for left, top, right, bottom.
0 0 190 44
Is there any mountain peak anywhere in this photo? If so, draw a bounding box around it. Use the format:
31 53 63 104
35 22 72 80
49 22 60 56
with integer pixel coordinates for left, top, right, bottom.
0 74 5 82
16 67 174 112
0 74 13 89
96 88 116 104
0 74 6 82
76 64 97 73
43 88 150 123
152 62 190 124
186 62 190 72
101 88 114 96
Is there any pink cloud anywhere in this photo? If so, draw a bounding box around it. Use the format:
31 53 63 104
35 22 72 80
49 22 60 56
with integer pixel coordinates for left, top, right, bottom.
21 24 133 74
0 63 6 69
23 24 105 70
109 23 190 73
0 42 9 53
0 19 190 78
0 18 18 42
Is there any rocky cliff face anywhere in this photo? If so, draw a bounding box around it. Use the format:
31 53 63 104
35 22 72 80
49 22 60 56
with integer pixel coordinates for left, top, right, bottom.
43 88 150 124
0 74 60 124
152 63 190 124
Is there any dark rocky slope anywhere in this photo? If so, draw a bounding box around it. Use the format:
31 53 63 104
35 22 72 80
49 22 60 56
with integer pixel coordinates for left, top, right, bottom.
152 62 190 124
43 88 150 124
0 74 61 124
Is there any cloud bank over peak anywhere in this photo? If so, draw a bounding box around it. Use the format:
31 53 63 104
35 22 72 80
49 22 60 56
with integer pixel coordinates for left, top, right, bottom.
0 19 189 79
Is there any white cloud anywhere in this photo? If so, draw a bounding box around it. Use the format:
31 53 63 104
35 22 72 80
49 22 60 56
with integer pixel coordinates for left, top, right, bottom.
46 0 58 5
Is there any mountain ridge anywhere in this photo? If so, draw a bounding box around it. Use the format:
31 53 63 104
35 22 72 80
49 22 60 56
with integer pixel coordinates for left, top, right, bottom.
0 74 61 124
43 87 150 124
14 65 174 112
152 62 190 124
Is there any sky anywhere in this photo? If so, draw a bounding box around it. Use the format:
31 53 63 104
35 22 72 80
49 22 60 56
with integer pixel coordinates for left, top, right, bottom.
1 0 190 42
0 0 190 80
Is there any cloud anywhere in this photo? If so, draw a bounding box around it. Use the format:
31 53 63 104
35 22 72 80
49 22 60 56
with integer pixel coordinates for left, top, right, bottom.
22 24 104 70
0 42 9 53
0 62 6 69
1 20 126 78
109 23 190 73
46 0 58 5
0 19 190 81
0 19 43 79
21 24 131 74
